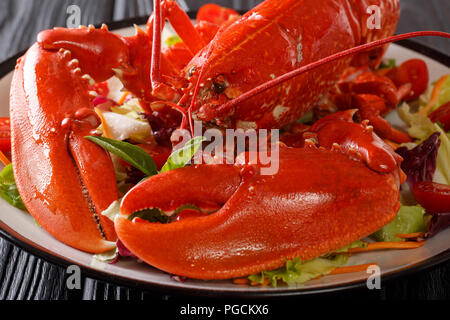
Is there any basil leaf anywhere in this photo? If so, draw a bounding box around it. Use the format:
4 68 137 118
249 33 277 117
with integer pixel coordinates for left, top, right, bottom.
86 136 157 177
160 136 204 173
0 164 27 211
128 208 169 223
173 204 201 215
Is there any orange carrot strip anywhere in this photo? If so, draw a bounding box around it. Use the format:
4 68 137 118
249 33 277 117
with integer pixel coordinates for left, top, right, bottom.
117 91 130 105
0 150 10 166
250 278 270 286
419 75 448 115
330 263 378 275
233 278 249 285
348 241 425 253
396 232 425 239
94 107 111 139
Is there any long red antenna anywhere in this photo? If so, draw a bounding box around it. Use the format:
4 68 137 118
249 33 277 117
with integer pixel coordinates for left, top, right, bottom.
212 31 450 118
150 0 162 87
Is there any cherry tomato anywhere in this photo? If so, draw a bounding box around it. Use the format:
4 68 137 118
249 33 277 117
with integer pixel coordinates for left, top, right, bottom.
197 4 239 26
394 59 429 101
0 117 11 153
428 101 450 132
412 181 450 213
174 209 206 222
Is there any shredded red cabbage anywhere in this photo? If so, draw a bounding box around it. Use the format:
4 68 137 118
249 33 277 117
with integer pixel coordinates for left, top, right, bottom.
117 239 137 259
426 212 450 238
396 132 441 188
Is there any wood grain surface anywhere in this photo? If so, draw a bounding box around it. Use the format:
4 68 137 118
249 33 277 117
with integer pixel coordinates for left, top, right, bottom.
0 0 449 300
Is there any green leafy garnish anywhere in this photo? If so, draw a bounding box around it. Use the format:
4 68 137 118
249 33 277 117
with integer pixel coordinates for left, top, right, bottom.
160 136 205 173
371 205 427 242
85 136 158 177
128 208 170 223
173 204 201 215
165 35 182 47
0 164 26 211
248 241 367 287
379 58 396 69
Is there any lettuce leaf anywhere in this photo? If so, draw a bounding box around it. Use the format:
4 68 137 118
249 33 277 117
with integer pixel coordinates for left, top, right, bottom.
371 205 427 242
248 241 367 287
0 164 26 211
418 75 450 113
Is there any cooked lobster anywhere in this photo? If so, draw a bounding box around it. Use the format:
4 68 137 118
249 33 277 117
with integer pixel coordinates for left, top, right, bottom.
8 0 450 279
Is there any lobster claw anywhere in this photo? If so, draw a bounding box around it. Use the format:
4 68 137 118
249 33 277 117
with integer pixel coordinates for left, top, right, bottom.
10 43 118 252
116 138 402 279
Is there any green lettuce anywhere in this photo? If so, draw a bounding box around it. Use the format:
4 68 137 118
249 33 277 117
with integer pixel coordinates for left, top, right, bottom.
0 164 26 211
165 35 182 47
371 205 427 242
421 75 450 113
248 241 367 287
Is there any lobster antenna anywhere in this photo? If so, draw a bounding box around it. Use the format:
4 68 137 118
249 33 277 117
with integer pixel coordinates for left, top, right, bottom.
188 44 214 135
213 31 450 118
150 0 162 87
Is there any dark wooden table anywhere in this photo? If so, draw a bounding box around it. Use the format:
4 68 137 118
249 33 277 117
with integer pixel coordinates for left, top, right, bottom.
0 0 449 300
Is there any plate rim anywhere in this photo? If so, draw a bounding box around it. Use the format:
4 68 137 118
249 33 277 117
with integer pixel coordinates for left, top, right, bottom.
0 16 449 298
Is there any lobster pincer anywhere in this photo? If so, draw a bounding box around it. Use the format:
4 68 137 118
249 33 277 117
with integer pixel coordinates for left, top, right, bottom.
115 117 404 279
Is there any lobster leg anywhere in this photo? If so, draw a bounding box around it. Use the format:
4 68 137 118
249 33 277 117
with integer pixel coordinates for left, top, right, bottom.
10 44 118 252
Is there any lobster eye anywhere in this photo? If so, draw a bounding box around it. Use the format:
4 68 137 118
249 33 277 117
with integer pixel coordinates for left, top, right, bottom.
212 75 227 94
212 82 226 94
188 66 197 77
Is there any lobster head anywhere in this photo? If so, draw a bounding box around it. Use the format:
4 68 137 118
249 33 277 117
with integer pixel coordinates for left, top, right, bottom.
183 0 400 130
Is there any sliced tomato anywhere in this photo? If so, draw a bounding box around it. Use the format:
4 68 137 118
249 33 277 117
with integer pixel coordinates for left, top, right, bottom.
174 209 206 222
197 4 239 26
412 181 450 213
394 59 429 101
0 117 11 153
428 101 450 132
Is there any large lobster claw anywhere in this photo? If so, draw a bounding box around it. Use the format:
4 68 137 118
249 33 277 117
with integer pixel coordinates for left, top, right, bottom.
10 43 118 252
116 129 402 279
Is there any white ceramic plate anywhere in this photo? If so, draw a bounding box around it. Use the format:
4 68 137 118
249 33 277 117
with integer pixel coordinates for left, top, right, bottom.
0 21 449 296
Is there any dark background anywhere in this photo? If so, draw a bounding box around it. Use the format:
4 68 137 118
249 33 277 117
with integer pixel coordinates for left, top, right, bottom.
0 0 449 300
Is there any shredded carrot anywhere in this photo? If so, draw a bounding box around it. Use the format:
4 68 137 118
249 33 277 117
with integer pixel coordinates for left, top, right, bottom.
330 263 378 275
251 278 270 286
117 91 130 105
0 150 10 166
94 107 111 139
233 278 250 285
419 75 448 115
348 241 425 253
396 232 425 239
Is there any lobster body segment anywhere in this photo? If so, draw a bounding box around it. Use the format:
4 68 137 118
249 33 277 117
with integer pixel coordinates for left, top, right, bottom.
186 0 400 129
